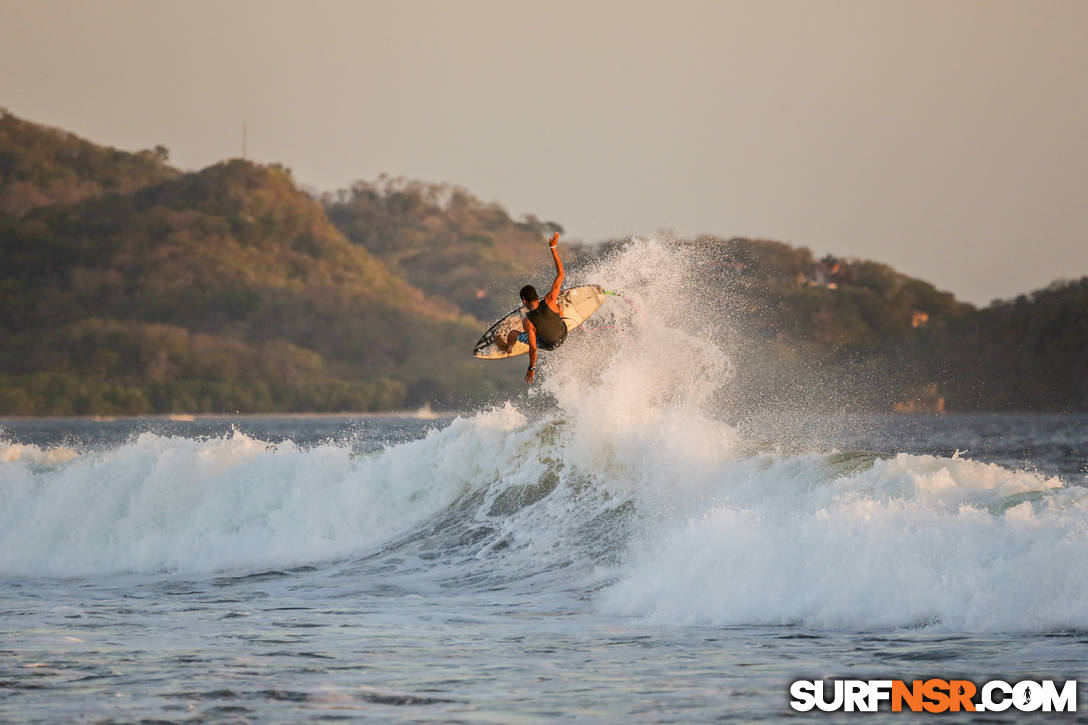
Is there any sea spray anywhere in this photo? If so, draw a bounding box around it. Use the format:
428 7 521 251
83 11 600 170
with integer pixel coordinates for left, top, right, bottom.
544 237 1088 632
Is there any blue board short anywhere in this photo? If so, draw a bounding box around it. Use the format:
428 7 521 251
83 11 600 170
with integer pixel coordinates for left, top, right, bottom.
517 329 567 351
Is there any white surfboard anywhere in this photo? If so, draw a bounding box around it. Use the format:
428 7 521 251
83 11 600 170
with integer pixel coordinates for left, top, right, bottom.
473 284 608 359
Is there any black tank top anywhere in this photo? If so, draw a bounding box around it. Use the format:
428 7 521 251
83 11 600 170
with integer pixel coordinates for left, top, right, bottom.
527 301 567 349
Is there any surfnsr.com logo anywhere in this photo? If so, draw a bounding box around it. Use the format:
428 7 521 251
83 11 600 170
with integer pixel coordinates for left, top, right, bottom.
789 679 1077 713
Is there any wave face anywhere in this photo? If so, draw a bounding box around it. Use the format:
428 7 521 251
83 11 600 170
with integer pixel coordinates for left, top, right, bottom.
2 238 1086 633
0 422 486 575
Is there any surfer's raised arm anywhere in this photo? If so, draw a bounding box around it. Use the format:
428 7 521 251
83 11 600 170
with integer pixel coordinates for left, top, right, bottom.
544 232 564 308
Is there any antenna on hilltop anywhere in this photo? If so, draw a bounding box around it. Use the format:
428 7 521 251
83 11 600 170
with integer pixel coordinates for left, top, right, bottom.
242 121 248 160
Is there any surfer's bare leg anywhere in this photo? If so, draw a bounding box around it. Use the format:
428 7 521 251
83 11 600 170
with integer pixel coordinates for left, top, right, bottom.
495 329 521 354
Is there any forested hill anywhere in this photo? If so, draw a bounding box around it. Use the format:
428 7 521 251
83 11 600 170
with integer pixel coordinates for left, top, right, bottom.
323 178 563 320
638 237 1086 412
908 278 1088 411
0 109 178 217
0 114 514 415
0 112 1083 414
671 235 972 349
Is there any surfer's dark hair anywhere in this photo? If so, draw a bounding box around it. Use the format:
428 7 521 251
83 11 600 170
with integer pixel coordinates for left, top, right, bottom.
520 285 539 302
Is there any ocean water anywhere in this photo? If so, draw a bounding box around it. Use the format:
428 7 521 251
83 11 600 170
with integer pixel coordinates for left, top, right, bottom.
2 240 1087 722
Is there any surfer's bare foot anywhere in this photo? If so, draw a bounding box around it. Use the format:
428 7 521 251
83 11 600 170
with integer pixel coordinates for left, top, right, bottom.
494 331 514 354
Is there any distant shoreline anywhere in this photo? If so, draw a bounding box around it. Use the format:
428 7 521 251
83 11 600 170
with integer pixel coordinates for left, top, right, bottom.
0 409 459 423
4 410 1086 424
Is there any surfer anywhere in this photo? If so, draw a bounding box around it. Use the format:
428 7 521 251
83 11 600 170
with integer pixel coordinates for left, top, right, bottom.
495 232 566 382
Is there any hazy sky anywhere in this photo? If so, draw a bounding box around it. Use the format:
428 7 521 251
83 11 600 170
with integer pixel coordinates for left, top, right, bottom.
2 0 1086 304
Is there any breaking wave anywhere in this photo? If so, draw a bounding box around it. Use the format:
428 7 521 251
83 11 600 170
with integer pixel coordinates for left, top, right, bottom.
2 238 1086 633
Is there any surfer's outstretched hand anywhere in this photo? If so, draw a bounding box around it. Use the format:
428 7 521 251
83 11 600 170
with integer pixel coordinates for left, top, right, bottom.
549 232 559 248
525 368 535 384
